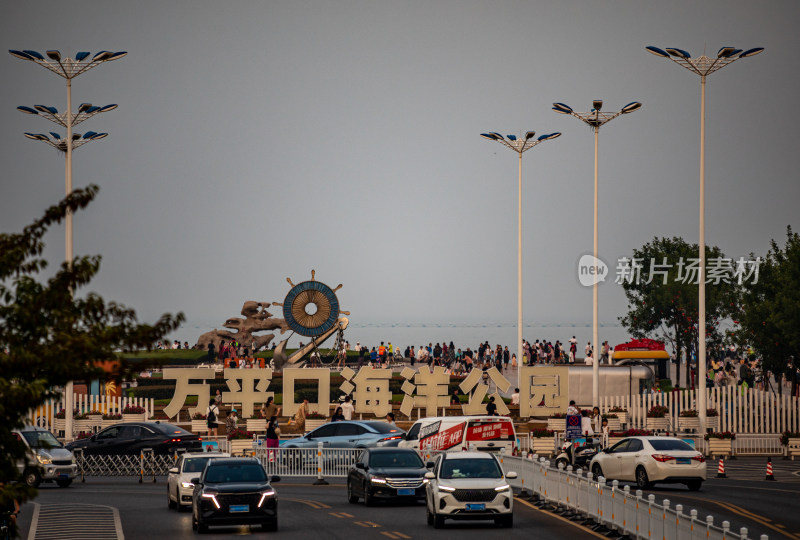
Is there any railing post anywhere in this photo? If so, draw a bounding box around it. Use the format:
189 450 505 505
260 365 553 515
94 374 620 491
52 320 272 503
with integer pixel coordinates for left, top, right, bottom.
647 494 655 539
74 448 85 483
705 514 714 538
662 499 670 540
139 449 144 484
313 442 328 485
675 503 683 540
740 527 748 540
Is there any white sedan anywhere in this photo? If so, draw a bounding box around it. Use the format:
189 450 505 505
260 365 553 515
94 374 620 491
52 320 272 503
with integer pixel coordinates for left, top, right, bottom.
589 436 706 491
167 451 230 511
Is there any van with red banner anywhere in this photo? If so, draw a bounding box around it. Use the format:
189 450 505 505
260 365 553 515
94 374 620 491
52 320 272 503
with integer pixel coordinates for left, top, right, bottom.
398 416 517 455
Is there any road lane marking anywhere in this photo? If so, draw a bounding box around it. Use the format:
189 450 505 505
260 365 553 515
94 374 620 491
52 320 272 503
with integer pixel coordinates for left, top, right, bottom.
329 512 354 518
381 532 410 539
514 497 608 540
353 521 381 527
282 497 331 509
684 497 797 540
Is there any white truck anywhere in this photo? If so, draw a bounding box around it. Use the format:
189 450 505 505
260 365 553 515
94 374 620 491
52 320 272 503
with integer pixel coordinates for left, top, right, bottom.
13 426 78 488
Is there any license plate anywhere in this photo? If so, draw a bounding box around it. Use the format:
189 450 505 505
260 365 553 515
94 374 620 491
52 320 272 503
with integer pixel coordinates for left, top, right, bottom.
229 505 249 513
465 503 485 511
59 473 70 479
676 458 690 465
398 488 414 496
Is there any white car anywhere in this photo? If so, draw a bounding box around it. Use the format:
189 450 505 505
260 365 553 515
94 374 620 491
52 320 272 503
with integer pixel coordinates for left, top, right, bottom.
424 451 516 528
167 451 230 511
589 436 706 491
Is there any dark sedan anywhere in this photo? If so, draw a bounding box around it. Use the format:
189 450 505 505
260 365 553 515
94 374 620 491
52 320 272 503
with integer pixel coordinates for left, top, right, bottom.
66 422 202 455
192 458 280 533
347 448 427 506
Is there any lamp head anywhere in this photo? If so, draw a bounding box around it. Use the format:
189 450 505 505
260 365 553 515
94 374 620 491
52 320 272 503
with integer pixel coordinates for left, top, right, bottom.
645 46 670 58
17 106 39 115
524 131 536 140
78 103 93 113
621 101 642 114
552 102 573 114
717 47 736 58
46 50 61 61
665 48 691 59
592 100 603 111
480 133 499 141
739 47 764 58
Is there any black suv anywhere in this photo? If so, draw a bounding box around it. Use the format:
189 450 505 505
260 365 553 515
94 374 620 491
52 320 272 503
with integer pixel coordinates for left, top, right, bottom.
192 458 280 533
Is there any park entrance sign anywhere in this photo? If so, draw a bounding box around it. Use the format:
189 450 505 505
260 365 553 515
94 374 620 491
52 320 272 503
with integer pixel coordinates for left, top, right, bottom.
161 366 571 420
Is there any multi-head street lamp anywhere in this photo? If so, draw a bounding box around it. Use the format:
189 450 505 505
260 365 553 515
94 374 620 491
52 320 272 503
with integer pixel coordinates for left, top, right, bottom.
646 45 763 433
480 130 561 385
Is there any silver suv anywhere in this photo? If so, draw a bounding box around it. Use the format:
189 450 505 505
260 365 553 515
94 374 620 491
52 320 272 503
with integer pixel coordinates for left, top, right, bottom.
14 426 78 488
424 451 516 528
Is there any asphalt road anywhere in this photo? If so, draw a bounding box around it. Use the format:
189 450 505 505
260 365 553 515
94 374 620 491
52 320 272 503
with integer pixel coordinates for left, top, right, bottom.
16 457 800 540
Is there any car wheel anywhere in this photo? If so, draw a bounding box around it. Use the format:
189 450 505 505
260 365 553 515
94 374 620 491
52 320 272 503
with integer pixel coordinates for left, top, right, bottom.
196 520 208 534
262 518 278 532
433 512 445 529
23 468 41 488
686 480 702 491
56 478 72 488
347 480 359 504
591 463 604 479
363 483 374 507
635 466 652 489
426 506 434 526
168 488 177 509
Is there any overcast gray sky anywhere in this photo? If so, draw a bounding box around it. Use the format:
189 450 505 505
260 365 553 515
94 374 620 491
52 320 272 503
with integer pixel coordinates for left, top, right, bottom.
2 1 797 346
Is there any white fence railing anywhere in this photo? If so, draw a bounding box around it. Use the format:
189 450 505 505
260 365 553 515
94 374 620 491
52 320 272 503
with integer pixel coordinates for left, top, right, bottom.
600 387 800 434
502 455 769 540
28 394 156 433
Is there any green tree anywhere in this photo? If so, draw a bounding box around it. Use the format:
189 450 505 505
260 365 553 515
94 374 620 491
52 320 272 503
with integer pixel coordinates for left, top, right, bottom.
737 226 800 394
0 186 183 536
618 237 739 387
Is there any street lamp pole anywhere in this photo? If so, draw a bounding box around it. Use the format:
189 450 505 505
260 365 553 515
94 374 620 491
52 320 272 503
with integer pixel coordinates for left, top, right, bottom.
552 100 641 408
480 131 561 385
10 49 125 440
646 45 763 433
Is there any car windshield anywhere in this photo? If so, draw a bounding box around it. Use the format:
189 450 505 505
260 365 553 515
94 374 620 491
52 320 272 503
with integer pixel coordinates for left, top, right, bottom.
183 457 212 473
369 452 424 468
205 463 266 483
363 422 402 435
440 458 502 479
151 423 192 436
649 439 694 452
22 430 63 449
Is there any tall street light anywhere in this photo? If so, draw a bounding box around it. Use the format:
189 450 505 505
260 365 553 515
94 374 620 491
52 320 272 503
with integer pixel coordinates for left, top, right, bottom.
552 100 641 408
480 131 561 383
646 45 763 433
10 48 126 440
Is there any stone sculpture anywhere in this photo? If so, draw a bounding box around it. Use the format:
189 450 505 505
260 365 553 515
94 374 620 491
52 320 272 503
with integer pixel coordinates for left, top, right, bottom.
195 301 289 354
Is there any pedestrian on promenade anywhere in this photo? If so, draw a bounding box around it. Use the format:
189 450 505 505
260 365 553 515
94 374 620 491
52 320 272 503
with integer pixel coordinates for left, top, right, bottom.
206 398 220 437
341 395 354 420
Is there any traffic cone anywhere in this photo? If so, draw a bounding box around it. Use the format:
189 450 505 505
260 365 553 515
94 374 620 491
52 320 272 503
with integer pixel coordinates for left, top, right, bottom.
765 457 776 481
716 458 727 478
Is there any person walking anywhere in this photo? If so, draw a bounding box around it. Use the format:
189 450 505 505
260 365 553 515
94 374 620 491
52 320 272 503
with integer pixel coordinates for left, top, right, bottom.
206 398 220 437
266 415 280 460
225 409 238 434
341 395 354 420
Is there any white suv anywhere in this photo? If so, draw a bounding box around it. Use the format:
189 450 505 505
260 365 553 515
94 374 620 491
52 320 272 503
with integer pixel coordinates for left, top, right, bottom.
424 451 516 528
167 451 230 511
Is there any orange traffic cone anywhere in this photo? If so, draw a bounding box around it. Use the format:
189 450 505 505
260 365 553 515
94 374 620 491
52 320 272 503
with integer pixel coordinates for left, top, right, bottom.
765 457 776 481
716 458 727 478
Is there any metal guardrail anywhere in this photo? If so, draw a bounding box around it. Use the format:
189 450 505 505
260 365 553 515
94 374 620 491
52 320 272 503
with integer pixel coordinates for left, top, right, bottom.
73 448 181 483
503 455 769 540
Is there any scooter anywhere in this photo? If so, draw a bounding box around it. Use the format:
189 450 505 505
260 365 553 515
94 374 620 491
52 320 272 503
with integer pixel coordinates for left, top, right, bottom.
555 436 602 470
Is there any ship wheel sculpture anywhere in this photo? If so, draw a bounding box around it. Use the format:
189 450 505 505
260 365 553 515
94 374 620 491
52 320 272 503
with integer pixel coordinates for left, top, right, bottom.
272 270 349 369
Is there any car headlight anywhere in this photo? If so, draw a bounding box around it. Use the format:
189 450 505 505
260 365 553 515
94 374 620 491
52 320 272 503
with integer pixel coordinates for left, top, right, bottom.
37 454 52 465
201 492 220 509
494 484 511 492
438 485 455 493
180 482 194 489
370 477 387 484
258 489 276 508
